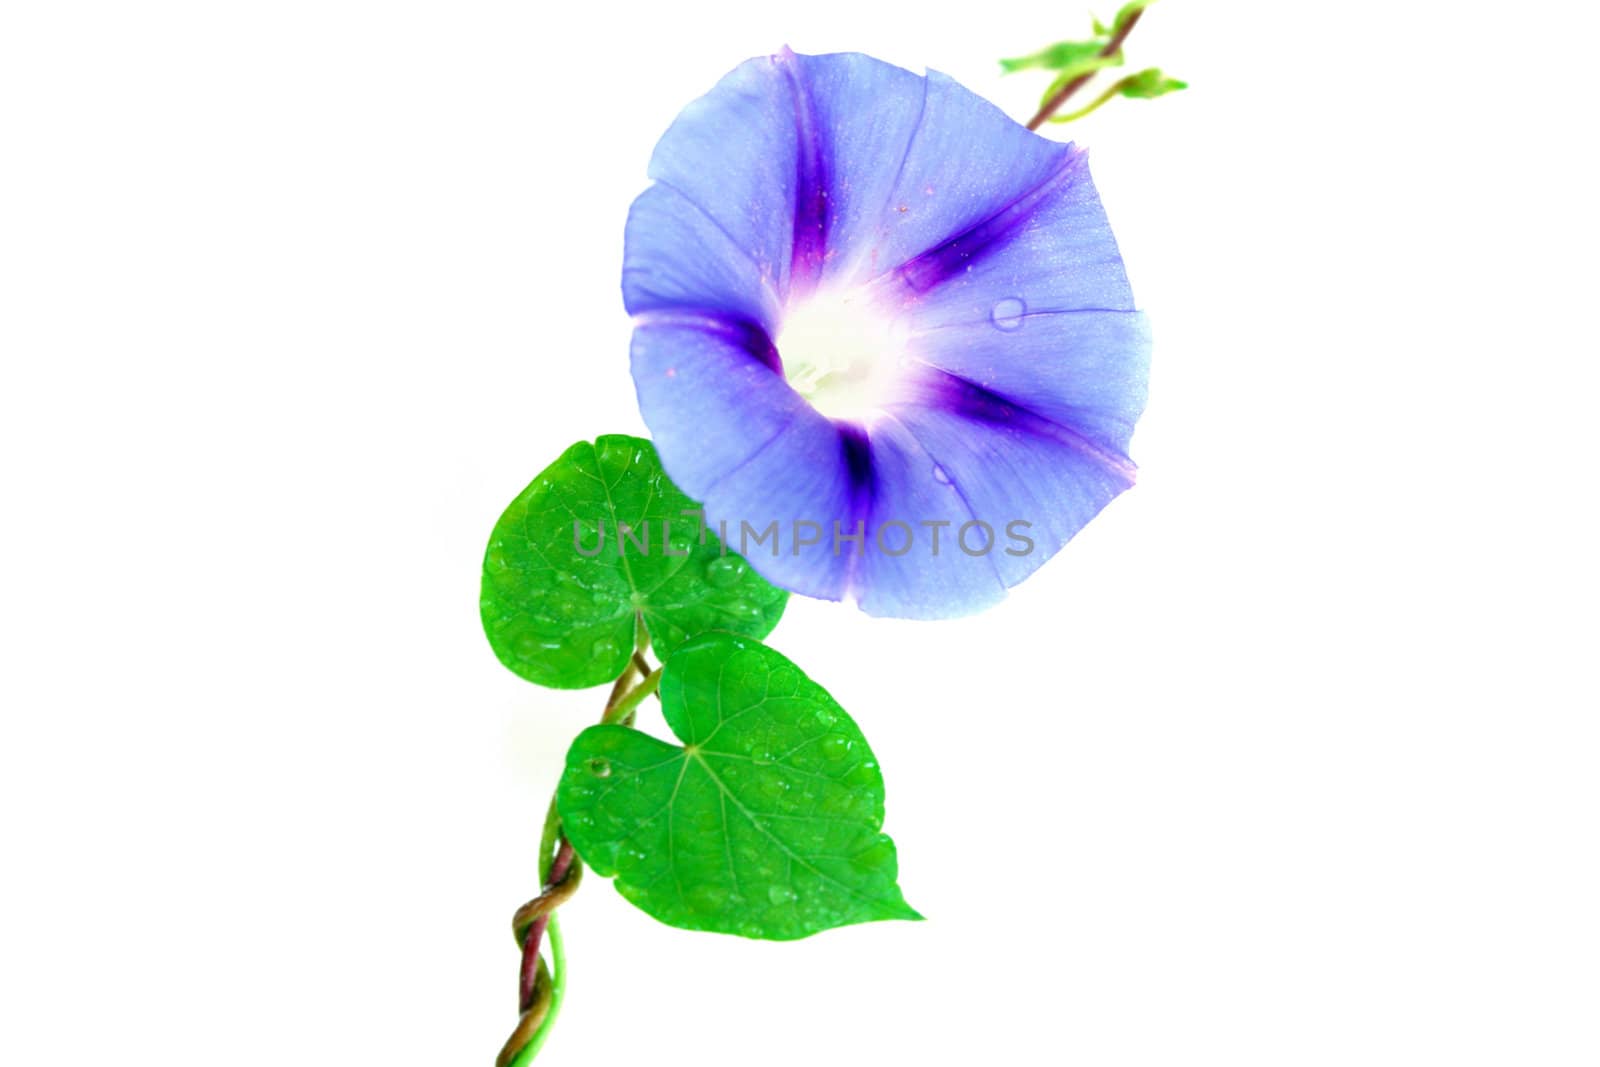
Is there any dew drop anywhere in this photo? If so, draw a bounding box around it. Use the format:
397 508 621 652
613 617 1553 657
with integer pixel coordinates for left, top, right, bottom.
820 735 852 761
990 297 1026 331
586 757 612 778
516 633 565 655
590 636 619 661
856 840 895 871
705 556 747 588
687 884 729 913
931 464 951 485
768 884 799 905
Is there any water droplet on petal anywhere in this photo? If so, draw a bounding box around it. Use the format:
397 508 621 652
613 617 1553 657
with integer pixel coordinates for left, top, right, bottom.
705 556 747 588
932 464 951 485
990 297 1026 331
586 757 612 778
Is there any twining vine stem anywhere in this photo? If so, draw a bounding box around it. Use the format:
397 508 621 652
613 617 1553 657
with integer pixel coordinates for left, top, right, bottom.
1024 6 1145 130
495 17 1156 1061
496 646 663 1067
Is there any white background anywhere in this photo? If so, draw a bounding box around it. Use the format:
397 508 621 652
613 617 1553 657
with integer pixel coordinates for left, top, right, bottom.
3 1 1597 1064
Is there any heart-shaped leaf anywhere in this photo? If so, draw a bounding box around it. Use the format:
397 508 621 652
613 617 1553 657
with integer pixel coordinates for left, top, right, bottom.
557 633 920 940
481 435 787 689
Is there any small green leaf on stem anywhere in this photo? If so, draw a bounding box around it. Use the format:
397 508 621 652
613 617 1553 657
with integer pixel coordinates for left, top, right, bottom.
1104 0 1159 36
1036 51 1125 108
1117 66 1188 99
1049 66 1187 123
1000 38 1109 74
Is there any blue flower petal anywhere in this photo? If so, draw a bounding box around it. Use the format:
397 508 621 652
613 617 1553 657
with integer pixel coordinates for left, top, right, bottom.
884 377 1138 591
852 417 1008 618
642 56 803 303
907 306 1152 459
776 53 926 287
691 413 860 603
807 61 1076 290
887 146 1150 453
622 184 784 334
629 312 802 492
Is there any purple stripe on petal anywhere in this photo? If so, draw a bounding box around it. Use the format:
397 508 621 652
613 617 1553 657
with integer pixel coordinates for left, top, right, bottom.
883 399 1136 588
892 148 1089 293
908 307 1151 454
695 410 860 603
850 417 1006 618
854 70 1073 287
835 421 875 592
906 365 1137 483
786 53 928 286
631 317 807 503
632 308 783 376
622 183 785 333
775 48 831 295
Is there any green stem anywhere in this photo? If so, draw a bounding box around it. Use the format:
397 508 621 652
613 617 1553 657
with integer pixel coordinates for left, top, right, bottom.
517 916 566 1064
1049 80 1124 123
506 655 661 1064
601 667 663 726
536 794 561 883
531 665 658 882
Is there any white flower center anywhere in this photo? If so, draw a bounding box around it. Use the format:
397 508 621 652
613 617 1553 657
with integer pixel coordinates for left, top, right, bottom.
777 287 910 422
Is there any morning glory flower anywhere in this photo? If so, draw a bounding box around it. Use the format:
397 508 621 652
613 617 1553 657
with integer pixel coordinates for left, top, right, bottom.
623 49 1151 619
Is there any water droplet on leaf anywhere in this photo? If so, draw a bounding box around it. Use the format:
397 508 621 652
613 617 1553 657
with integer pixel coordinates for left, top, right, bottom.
705 556 747 587
687 884 729 913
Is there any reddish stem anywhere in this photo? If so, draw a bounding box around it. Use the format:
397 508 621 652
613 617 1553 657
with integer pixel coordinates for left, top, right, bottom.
1025 7 1145 131
518 840 575 1010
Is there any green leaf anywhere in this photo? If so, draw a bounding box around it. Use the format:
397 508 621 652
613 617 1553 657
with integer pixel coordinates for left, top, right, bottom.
1105 0 1158 36
1000 37 1108 75
481 435 787 689
1036 51 1125 107
1116 66 1188 99
1049 65 1189 123
1005 0 1158 73
557 633 921 940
